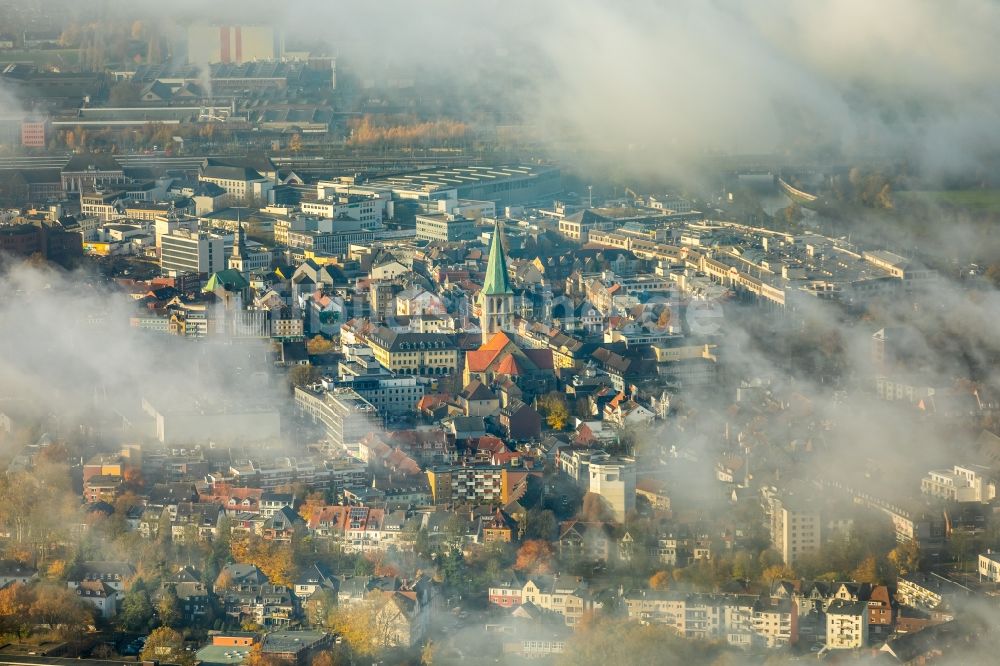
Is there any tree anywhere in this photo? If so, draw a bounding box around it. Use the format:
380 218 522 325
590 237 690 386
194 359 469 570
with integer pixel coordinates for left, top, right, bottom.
47 559 69 581
521 508 557 541
230 536 298 588
157 584 182 628
288 364 320 387
325 604 379 658
306 335 334 355
649 570 671 591
30 584 92 639
0 583 32 636
538 391 570 430
311 652 336 666
762 564 794 587
515 539 555 574
888 542 921 577
289 133 303 154
119 581 155 632
557 618 727 666
851 555 879 584
142 627 194 666
256 543 297 588
244 643 283 666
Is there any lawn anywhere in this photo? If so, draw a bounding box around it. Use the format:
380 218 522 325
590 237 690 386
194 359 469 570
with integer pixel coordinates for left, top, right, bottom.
0 49 80 67
897 189 1000 213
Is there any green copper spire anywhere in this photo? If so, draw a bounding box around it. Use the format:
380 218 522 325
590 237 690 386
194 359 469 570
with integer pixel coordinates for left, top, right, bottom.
482 219 513 296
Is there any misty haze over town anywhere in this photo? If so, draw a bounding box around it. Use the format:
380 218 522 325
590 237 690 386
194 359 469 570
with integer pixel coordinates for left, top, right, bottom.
0 1 999 665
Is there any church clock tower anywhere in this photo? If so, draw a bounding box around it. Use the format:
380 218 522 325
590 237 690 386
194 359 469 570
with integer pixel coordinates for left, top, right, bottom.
479 219 514 343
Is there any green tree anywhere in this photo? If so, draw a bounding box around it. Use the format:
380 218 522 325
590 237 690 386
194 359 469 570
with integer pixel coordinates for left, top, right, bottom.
119 580 154 632
157 584 182 628
520 508 557 541
288 364 320 388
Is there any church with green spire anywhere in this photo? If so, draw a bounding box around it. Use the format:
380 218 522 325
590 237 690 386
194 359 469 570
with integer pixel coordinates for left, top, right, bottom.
479 219 514 344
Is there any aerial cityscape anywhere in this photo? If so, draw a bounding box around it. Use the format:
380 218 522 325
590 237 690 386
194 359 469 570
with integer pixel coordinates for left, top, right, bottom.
0 1 999 664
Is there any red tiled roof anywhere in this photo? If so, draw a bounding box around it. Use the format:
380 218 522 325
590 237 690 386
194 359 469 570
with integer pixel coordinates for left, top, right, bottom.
495 353 524 376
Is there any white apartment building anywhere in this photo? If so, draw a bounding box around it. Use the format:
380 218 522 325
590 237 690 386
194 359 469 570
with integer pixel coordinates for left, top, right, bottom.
299 194 385 230
826 600 868 649
921 464 996 503
160 229 225 276
768 493 822 565
588 457 636 523
978 551 1000 583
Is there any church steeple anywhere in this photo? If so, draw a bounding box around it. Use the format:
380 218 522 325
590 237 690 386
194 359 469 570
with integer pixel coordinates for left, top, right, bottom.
233 220 244 258
479 219 514 344
482 219 512 296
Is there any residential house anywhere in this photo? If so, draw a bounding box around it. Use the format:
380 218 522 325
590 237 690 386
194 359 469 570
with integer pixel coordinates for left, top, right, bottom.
263 506 306 543
500 399 542 441
480 508 517 544
459 380 500 417
75 580 117 619
0 560 38 586
164 566 211 624
519 575 593 626
372 590 430 649
826 600 868 649
558 521 615 562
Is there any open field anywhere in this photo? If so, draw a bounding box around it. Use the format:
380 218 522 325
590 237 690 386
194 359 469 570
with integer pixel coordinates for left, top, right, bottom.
0 48 80 67
897 189 1000 213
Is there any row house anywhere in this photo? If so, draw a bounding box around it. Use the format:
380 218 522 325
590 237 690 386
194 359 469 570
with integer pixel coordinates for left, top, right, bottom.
488 575 524 609
519 575 595 627
772 580 895 640
262 506 307 543
201 487 264 516
164 566 211 625
170 502 225 542
624 590 798 648
305 505 387 553
222 584 295 628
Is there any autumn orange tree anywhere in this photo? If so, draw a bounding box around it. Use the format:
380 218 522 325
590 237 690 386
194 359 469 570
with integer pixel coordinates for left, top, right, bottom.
346 115 469 149
0 583 33 635
229 535 298 587
306 335 335 355
515 539 555 574
649 570 671 591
